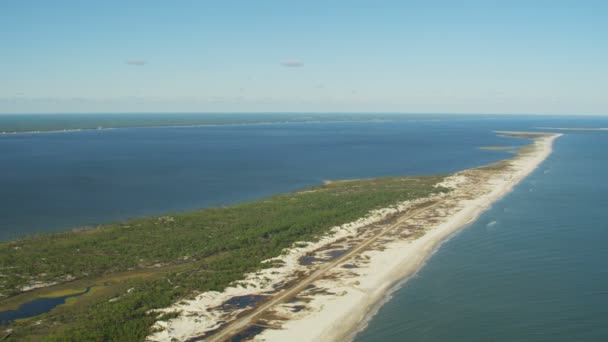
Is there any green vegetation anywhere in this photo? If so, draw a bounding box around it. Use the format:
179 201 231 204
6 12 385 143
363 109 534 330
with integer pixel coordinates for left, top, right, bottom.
476 160 513 171
0 175 447 341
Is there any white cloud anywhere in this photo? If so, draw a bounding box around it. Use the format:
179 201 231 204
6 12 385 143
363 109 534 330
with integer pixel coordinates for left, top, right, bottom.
126 59 146 66
280 59 304 67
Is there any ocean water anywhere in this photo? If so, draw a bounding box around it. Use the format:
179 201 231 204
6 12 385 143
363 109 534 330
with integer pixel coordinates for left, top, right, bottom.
355 128 608 341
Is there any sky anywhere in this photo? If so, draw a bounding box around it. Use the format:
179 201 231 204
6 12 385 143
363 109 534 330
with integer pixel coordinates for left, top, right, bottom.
1 0 607 114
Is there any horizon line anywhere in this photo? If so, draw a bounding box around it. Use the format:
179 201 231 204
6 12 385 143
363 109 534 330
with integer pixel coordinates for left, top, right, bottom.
1 111 607 117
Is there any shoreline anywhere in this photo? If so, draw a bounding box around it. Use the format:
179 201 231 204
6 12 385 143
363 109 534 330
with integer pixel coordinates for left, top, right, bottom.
0 118 432 136
147 132 561 342
265 133 560 342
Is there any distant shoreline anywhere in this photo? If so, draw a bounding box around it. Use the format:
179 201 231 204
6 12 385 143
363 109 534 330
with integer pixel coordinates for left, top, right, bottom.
0 113 456 135
4 112 599 135
0 119 415 136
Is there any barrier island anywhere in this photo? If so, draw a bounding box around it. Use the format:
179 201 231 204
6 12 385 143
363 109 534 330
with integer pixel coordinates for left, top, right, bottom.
0 132 560 341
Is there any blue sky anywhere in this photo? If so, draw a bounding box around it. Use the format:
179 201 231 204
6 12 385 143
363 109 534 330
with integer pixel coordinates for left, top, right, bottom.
1 0 607 114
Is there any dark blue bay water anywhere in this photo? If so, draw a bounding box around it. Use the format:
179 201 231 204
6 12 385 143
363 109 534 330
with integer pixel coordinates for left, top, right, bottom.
0 116 537 240
356 128 608 341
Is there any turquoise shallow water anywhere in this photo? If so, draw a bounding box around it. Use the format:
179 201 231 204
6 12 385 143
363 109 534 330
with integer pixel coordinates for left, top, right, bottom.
355 130 608 341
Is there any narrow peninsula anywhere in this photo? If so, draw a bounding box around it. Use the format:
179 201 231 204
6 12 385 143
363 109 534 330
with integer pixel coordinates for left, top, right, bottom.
0 132 561 341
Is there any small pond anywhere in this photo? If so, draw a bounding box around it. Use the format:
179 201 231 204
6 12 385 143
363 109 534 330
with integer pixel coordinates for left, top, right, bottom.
0 287 90 325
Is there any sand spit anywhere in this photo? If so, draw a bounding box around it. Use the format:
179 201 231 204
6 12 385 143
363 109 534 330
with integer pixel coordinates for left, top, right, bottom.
147 132 561 342
535 127 607 131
